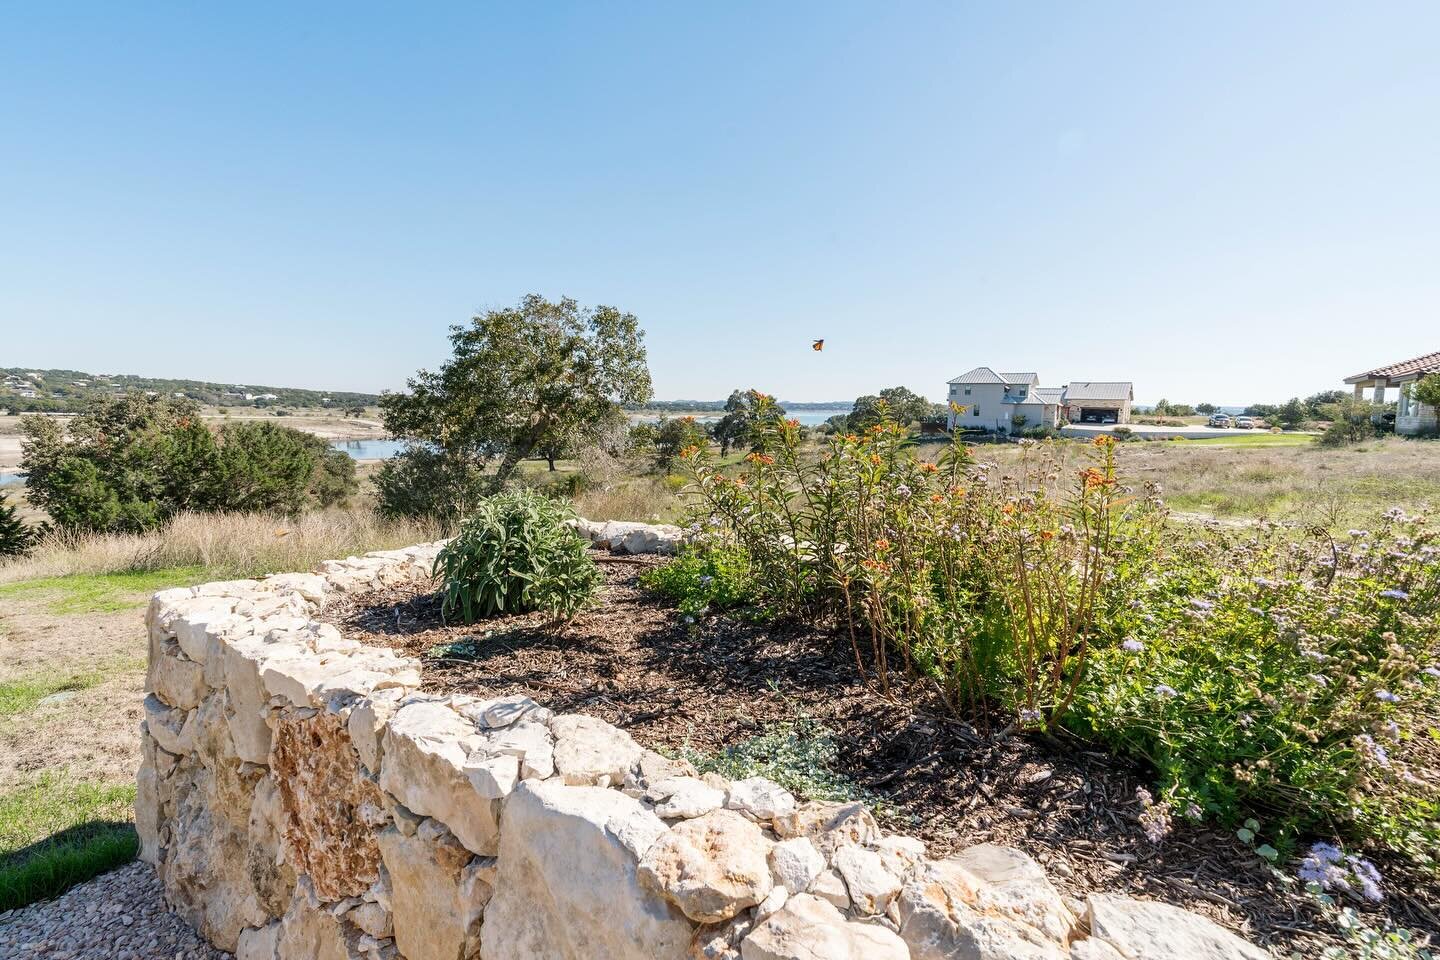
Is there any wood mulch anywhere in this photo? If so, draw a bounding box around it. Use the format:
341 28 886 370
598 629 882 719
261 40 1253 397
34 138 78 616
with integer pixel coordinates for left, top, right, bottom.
324 554 1439 957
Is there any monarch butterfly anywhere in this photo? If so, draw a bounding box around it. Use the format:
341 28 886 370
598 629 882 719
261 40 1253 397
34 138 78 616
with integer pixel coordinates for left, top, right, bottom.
812 339 824 351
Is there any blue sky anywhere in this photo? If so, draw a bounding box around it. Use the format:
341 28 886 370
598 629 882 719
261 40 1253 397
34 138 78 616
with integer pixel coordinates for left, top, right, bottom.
3 3 1437 405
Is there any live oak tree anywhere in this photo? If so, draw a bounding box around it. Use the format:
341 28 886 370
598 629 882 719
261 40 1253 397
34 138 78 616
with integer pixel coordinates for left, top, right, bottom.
847 386 932 432
380 295 652 496
711 389 786 455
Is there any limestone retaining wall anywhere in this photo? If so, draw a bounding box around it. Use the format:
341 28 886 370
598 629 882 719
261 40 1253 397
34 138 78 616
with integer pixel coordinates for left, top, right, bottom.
139 534 1270 960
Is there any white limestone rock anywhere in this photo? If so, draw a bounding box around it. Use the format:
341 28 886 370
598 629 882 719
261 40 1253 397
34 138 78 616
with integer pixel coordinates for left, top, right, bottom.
379 701 497 855
637 808 774 923
377 820 488 960
550 713 644 787
483 779 693 959
649 776 727 819
725 777 797 822
236 921 281 960
463 752 520 800
832 843 902 915
740 893 910 960
872 834 928 878
143 694 197 756
809 868 851 911
896 858 1067 960
768 837 826 895
772 801 879 857
1086 894 1273 960
459 693 544 729
485 718 556 780
148 642 210 710
953 843 1076 943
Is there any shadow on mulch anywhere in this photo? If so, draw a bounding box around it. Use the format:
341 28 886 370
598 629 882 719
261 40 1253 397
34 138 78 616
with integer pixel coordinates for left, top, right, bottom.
324 554 1438 956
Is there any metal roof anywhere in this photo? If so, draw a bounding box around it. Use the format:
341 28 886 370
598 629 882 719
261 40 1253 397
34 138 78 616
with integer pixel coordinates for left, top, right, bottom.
1031 387 1064 404
1345 351 1440 384
1062 381 1134 402
998 372 1039 385
947 366 1009 385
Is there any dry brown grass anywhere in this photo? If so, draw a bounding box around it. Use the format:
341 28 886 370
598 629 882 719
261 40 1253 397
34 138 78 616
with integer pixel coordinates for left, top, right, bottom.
573 477 684 524
0 508 441 584
973 435 1440 527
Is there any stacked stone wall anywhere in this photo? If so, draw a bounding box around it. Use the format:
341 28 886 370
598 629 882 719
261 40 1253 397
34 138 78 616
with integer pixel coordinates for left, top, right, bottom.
139 529 1270 959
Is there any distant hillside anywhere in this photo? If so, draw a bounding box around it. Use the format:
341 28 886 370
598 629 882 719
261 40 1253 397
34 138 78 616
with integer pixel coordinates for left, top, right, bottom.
0 367 381 414
630 399 853 413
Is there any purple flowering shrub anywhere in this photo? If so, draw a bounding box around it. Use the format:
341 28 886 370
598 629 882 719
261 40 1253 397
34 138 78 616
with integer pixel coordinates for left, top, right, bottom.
1071 514 1440 854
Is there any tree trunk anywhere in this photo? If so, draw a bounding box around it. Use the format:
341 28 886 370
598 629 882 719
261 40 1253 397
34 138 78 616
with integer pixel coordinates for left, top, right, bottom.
547 455 557 471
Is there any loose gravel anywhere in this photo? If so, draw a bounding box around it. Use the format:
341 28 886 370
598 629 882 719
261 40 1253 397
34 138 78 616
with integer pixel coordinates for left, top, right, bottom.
0 861 231 960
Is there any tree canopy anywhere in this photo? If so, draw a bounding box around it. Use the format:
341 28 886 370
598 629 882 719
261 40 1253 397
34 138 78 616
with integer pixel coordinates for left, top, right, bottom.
380 295 652 490
20 394 354 533
847 386 933 431
711 389 787 454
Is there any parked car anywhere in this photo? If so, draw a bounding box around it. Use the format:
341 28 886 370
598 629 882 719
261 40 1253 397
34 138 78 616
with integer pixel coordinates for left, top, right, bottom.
1233 416 1256 429
1207 413 1233 428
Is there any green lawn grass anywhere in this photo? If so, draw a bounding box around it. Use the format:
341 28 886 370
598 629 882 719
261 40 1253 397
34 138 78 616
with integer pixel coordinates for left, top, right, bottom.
1168 433 1317 447
0 775 138 911
0 671 102 718
0 565 207 614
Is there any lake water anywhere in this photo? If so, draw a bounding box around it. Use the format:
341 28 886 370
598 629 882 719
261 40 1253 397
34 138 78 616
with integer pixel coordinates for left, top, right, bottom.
329 438 410 461
0 470 21 487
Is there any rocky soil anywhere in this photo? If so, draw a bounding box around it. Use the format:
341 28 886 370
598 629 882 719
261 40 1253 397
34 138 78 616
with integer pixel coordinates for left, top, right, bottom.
0 862 230 960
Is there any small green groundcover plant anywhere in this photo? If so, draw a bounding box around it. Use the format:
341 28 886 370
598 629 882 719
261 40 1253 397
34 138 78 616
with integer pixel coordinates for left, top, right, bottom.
434 489 601 623
638 544 757 618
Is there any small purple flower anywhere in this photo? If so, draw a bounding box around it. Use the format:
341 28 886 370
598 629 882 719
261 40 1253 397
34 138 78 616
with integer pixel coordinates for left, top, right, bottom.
1153 684 1179 700
1377 589 1410 601
1374 689 1400 704
1424 666 1440 680
1355 734 1390 768
1122 639 1144 653
1306 674 1329 687
1018 707 1043 725
1189 599 1214 613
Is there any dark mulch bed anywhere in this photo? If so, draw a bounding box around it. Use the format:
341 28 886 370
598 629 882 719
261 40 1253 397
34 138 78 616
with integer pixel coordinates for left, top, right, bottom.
324 554 1438 956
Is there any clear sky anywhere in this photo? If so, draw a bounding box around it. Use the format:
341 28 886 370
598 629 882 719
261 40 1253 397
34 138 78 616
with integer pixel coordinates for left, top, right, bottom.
3 3 1437 406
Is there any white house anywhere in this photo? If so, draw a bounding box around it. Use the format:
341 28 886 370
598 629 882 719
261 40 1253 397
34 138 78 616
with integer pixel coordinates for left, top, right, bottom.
945 367 1134 433
945 368 1063 432
1344 350 1440 436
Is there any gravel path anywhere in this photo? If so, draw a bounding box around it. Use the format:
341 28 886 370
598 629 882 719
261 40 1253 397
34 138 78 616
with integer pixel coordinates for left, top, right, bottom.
0 861 231 960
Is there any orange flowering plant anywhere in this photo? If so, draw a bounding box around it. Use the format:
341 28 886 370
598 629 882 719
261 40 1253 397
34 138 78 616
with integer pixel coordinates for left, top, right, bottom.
675 396 1167 728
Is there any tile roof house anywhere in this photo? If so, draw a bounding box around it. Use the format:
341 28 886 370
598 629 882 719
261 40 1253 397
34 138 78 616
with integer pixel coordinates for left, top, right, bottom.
945 368 1134 433
1345 350 1440 436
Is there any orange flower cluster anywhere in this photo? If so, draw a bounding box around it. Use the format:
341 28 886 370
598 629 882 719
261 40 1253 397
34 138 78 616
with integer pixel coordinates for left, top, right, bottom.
1092 435 1115 448
919 462 939 474
679 445 700 460
1080 467 1113 489
874 538 891 552
785 418 800 428
868 454 883 466
746 452 776 466
860 558 891 572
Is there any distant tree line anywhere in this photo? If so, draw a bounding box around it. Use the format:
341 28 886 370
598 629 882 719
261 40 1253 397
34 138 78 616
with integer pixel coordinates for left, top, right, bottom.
1 366 379 415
